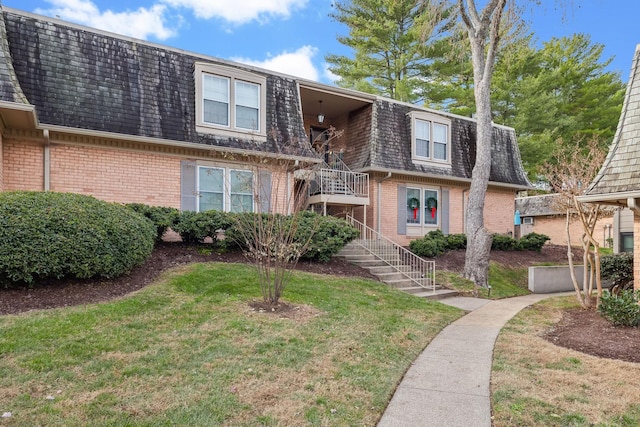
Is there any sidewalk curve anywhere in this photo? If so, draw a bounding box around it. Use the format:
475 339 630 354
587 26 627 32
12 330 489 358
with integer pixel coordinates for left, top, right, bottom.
378 293 572 427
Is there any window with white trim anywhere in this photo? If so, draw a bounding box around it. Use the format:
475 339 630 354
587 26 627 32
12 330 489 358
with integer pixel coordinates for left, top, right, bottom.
410 112 451 165
198 166 254 213
407 187 439 226
195 63 266 140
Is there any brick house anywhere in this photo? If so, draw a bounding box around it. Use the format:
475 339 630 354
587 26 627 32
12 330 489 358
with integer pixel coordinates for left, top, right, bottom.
0 6 531 246
578 44 640 289
515 194 616 249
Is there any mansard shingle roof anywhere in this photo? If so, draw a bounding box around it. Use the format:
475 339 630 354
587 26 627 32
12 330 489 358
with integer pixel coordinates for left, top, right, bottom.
365 99 531 187
2 8 314 158
586 44 640 197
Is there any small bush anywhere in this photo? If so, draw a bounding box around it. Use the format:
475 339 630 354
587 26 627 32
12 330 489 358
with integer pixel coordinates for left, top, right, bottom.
491 234 516 251
126 203 180 242
0 191 155 286
226 211 359 263
297 212 360 262
516 232 550 252
445 233 467 250
409 230 447 258
172 210 234 244
598 290 640 327
601 252 634 289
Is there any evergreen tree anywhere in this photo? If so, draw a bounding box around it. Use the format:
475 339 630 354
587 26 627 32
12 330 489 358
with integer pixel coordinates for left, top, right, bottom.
326 0 451 103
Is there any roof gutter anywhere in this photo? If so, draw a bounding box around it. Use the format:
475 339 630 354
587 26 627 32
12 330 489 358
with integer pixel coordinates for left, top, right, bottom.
359 166 532 191
576 190 640 205
40 124 323 165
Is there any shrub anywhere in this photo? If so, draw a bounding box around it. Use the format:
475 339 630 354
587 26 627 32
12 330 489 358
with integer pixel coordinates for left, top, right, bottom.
172 210 234 244
409 230 447 258
0 191 155 286
516 232 550 252
598 290 640 327
297 212 360 262
126 203 180 242
601 252 634 290
226 211 359 263
491 234 516 251
445 233 467 250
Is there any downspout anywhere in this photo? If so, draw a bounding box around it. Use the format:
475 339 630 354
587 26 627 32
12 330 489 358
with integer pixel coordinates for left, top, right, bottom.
462 188 468 234
376 172 392 233
43 129 50 191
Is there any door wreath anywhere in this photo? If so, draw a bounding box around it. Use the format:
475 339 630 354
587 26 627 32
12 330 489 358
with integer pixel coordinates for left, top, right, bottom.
407 197 420 220
426 197 438 219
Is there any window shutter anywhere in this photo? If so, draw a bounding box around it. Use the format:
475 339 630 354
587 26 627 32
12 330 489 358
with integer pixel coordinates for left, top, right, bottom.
180 160 197 212
397 185 407 235
258 170 272 213
441 188 450 235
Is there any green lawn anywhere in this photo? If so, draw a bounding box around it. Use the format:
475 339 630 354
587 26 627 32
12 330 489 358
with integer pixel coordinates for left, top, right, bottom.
0 263 462 426
440 262 531 299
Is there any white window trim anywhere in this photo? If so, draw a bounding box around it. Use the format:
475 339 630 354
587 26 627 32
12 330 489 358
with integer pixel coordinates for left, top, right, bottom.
409 111 452 167
195 62 267 141
196 164 255 213
406 185 440 236
522 217 534 225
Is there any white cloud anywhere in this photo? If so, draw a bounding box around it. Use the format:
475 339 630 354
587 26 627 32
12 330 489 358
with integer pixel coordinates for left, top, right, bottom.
161 0 308 24
322 62 340 84
233 46 320 81
36 0 178 40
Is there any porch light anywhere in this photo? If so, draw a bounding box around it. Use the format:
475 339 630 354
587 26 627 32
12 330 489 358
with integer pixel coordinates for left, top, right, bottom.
318 100 324 123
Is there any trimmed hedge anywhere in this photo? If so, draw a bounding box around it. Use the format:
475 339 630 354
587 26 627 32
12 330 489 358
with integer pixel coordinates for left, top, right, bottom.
120 203 361 262
295 211 360 262
409 230 447 258
409 231 551 258
126 203 180 242
172 210 234 244
0 192 155 286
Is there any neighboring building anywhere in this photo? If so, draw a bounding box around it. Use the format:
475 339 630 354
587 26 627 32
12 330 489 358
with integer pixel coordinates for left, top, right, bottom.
515 194 615 249
0 6 531 247
578 44 640 289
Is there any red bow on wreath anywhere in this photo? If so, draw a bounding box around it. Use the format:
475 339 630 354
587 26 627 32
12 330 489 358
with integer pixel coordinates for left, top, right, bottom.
426 197 438 219
407 197 420 220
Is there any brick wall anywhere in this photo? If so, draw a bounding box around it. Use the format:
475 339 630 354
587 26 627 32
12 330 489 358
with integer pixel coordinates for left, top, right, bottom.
521 215 613 247
374 178 516 246
0 132 3 191
3 139 44 191
49 144 182 207
635 214 640 290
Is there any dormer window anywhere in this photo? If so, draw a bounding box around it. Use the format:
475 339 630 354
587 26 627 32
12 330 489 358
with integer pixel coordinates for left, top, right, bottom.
410 111 451 165
195 62 266 140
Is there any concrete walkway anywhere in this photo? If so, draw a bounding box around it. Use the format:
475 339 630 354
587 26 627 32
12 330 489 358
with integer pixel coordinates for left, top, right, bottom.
378 293 571 427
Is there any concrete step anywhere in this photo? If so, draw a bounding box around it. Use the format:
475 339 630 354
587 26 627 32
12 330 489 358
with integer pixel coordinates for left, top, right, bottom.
412 289 460 300
347 259 389 268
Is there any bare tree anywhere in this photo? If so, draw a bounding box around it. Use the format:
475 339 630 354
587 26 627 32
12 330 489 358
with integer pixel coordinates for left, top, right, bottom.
544 138 609 309
231 130 343 306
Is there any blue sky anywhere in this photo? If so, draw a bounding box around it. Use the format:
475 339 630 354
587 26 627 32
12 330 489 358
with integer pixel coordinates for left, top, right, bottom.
4 0 638 84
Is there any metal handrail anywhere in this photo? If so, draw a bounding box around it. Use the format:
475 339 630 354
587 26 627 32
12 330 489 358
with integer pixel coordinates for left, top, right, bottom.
346 215 436 292
317 169 368 197
308 153 369 198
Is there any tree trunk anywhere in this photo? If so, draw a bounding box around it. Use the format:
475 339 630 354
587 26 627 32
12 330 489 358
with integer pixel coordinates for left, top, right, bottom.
463 80 493 287
458 0 506 287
